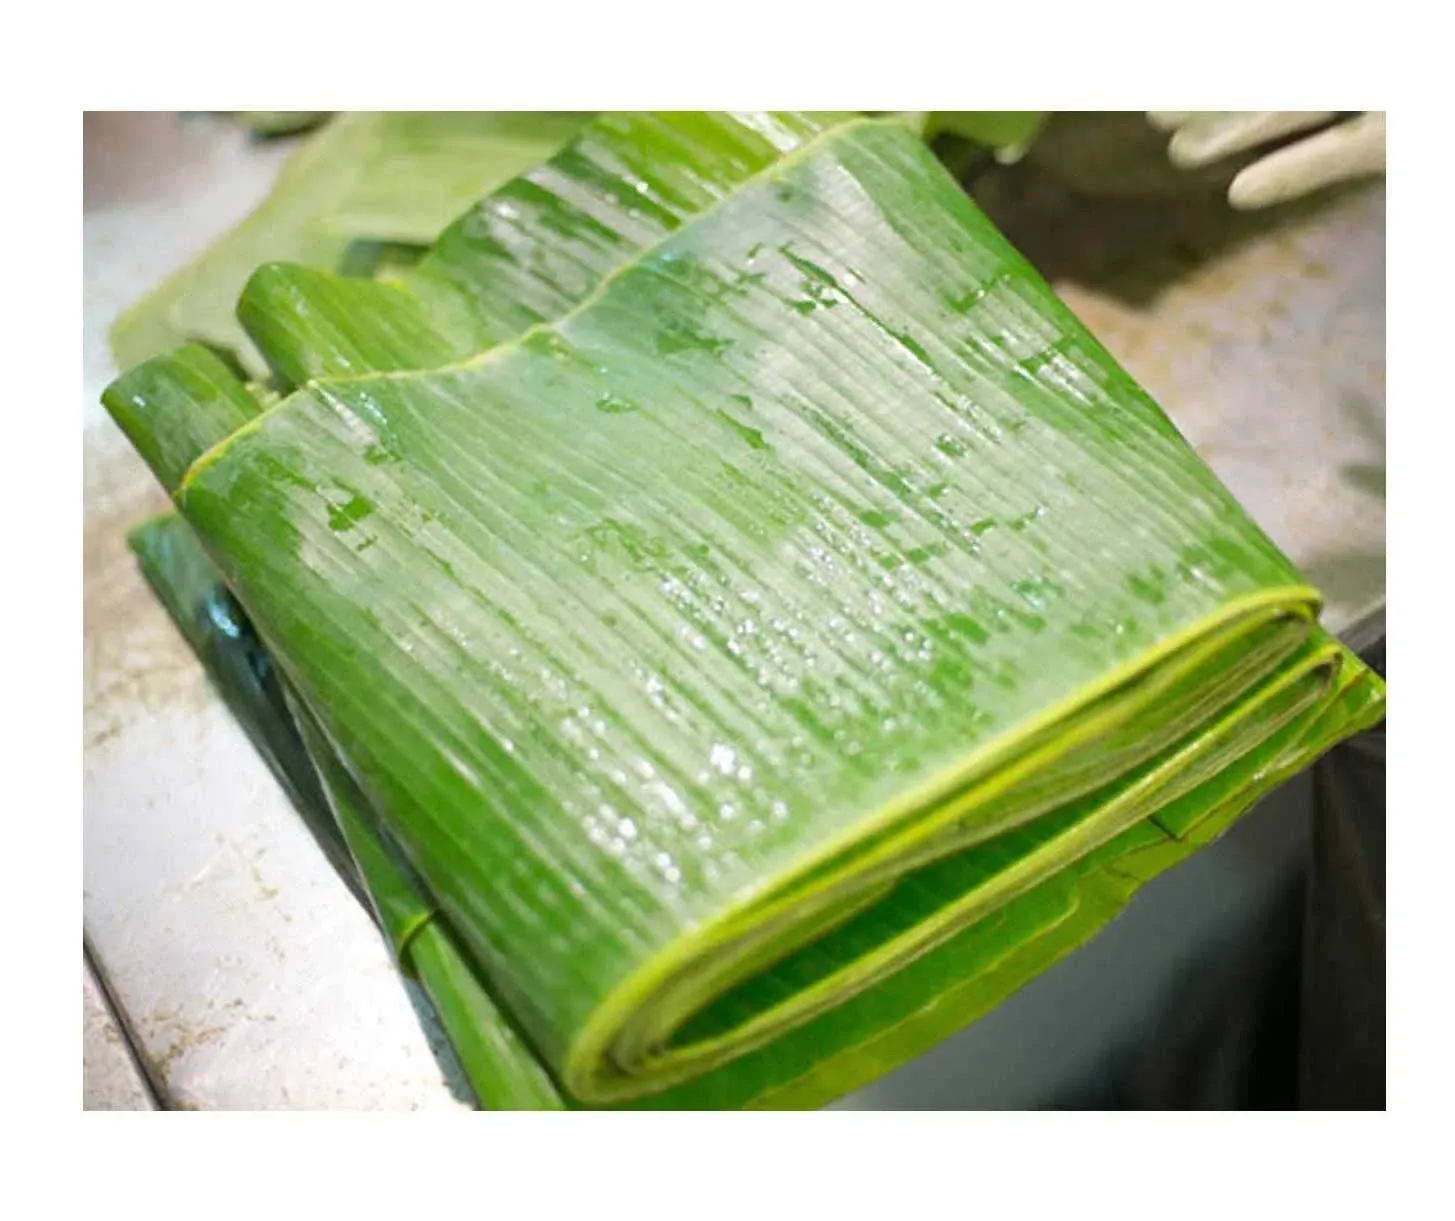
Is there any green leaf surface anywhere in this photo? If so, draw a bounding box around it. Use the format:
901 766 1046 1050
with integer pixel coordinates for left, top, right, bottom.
124 504 1384 1109
236 112 850 388
143 115 1384 1106
289 688 569 1109
106 345 264 494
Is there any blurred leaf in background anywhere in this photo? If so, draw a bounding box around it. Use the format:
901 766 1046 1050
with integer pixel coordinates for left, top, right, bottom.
887 111 1048 165
109 111 592 376
236 112 332 137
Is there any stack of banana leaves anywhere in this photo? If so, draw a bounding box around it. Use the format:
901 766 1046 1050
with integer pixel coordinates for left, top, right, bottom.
102 110 1385 1109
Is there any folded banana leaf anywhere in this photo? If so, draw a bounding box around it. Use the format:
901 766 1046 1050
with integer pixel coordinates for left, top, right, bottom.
128 507 1380 1110
114 117 1082 1107
104 112 1384 1108
108 111 592 376
119 512 1384 1109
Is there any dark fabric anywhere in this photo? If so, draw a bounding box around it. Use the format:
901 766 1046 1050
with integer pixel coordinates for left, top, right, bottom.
1067 638 1385 1110
1299 639 1385 1109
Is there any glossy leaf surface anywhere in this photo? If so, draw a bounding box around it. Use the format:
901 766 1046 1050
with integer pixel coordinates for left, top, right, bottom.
146 116 1384 1104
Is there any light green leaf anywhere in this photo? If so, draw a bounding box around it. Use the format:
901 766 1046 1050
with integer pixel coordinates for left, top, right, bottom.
928 111 1048 160
108 111 592 376
236 112 850 387
236 112 332 137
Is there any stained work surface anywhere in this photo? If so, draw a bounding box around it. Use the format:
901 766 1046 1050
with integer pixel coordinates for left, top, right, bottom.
83 959 156 1110
85 114 475 1110
83 114 1383 1109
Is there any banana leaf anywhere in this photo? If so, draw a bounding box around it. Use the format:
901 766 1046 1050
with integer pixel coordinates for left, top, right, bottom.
104 112 1383 1107
120 512 1382 1109
108 111 592 376
110 115 867 1103
233 112 855 388
109 113 1068 1106
228 112 1050 391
